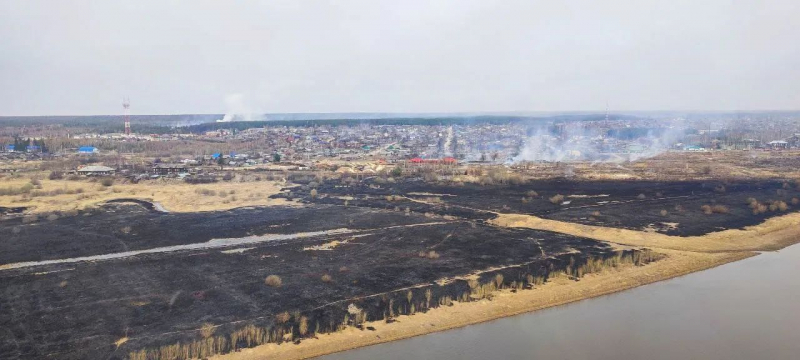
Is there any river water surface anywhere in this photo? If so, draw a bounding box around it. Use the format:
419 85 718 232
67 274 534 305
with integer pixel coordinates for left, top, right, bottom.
320 244 800 360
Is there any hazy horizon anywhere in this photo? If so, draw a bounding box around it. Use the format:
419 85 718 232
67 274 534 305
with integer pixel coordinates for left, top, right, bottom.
2 0 799 116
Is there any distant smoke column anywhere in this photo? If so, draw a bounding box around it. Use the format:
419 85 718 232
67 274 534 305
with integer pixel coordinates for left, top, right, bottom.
123 98 131 135
443 126 454 157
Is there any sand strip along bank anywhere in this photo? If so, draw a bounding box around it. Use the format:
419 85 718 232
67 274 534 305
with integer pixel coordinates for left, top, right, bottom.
490 211 800 253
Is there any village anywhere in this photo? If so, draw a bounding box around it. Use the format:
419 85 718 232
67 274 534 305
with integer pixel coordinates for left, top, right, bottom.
2 113 800 183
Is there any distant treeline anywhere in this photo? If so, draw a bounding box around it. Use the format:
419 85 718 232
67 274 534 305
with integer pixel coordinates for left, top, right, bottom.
606 127 692 139
184 114 647 133
1 113 649 135
184 116 536 132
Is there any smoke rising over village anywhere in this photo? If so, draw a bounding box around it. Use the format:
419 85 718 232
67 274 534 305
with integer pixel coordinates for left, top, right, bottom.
512 124 687 163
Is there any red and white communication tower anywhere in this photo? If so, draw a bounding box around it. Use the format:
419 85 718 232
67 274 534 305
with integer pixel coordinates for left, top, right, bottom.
123 97 131 135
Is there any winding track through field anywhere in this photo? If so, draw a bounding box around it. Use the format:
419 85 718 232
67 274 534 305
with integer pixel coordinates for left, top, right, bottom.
0 222 454 271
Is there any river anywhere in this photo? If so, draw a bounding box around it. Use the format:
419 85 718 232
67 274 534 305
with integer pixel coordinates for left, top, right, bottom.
319 244 800 360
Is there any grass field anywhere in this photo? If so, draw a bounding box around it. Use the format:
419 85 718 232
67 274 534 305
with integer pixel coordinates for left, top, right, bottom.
0 174 290 213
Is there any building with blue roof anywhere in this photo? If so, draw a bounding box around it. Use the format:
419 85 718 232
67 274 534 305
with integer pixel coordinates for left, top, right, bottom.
78 146 98 154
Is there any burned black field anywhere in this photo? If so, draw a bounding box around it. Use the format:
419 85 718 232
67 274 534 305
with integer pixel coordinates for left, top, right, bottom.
282 178 800 236
0 202 634 359
0 178 795 359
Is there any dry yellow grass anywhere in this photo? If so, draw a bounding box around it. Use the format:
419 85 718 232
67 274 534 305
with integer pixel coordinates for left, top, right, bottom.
491 211 800 252
0 176 290 213
114 336 129 348
212 249 752 360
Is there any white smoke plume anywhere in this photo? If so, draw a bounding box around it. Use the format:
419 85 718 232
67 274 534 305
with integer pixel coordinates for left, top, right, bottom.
216 93 264 122
512 123 686 163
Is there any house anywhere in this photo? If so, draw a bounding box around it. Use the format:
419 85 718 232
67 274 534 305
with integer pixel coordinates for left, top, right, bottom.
77 165 115 176
152 163 188 175
78 146 98 154
768 140 788 150
3 145 14 152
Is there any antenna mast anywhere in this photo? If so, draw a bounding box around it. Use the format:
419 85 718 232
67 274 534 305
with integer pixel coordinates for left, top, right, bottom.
123 97 131 135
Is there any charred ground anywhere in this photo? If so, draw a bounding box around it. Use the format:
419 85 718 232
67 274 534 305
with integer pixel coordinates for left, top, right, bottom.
279 178 800 236
3 176 795 359
0 201 638 359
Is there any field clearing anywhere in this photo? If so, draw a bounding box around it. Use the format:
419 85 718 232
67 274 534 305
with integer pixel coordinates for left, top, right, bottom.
0 176 290 213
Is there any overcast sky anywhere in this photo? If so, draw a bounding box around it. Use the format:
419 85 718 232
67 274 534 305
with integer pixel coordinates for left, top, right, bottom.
1 0 798 116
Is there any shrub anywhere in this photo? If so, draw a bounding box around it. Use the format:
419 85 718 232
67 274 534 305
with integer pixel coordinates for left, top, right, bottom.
321 274 332 283
30 178 41 186
427 250 440 259
713 185 726 193
752 203 768 215
771 201 789 212
200 323 215 338
549 194 565 204
390 167 403 177
195 188 216 196
100 178 114 187
48 171 64 180
660 209 668 216
526 190 539 197
637 193 646 199
222 172 234 181
701 205 712 215
591 210 601 216
494 274 504 289
46 214 59 221
338 266 349 272
310 189 318 199
792 198 799 205
184 176 217 184
711 205 729 214
298 316 309 336
265 275 282 287
275 311 290 324
20 183 34 193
